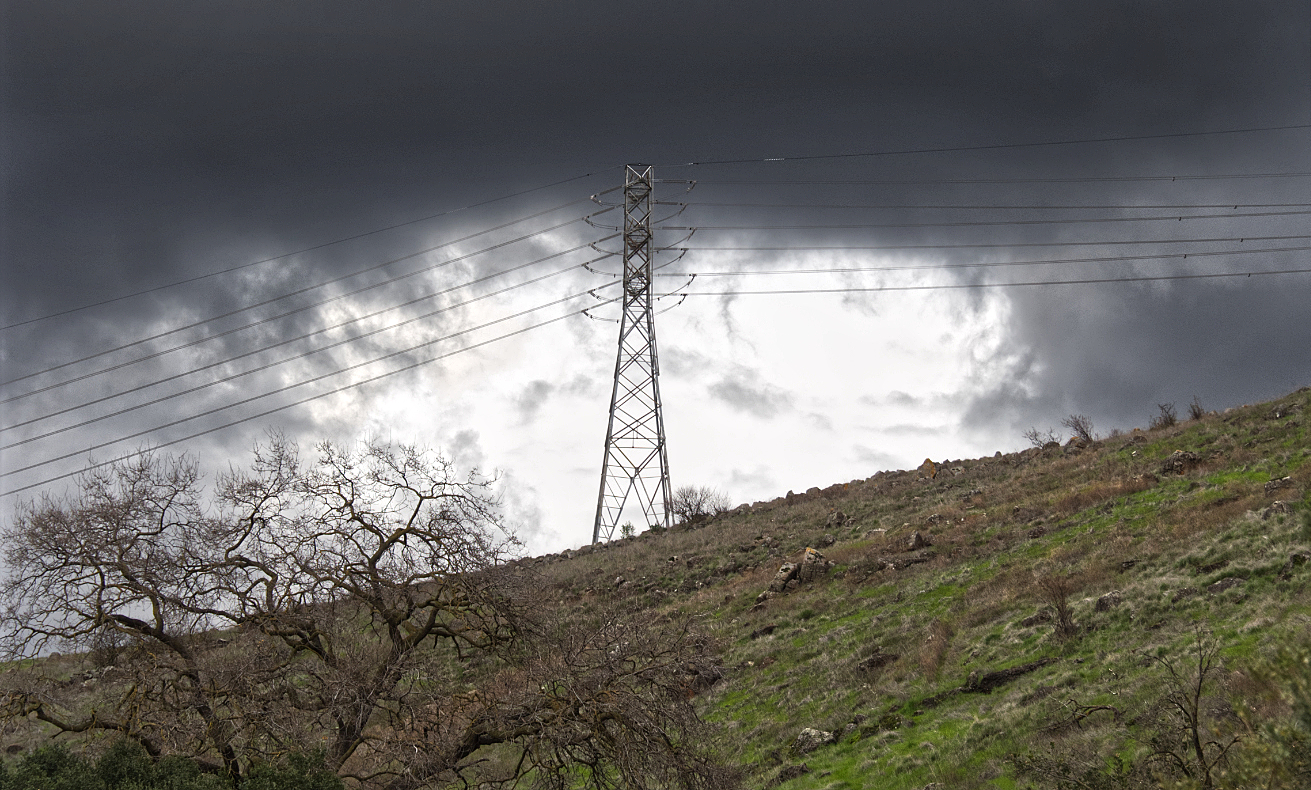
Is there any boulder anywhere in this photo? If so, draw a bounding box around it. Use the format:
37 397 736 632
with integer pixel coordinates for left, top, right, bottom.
1094 591 1123 612
1280 552 1309 580
1207 577 1246 595
798 547 832 583
1263 500 1292 520
793 728 835 754
1265 477 1294 495
768 562 800 593
907 531 932 551
1159 450 1202 475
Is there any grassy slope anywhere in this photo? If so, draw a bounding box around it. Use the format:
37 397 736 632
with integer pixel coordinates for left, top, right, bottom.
526 388 1311 789
3 390 1307 787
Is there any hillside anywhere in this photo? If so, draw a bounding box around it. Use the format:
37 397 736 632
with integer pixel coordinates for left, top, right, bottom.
2 388 1307 789
517 388 1311 789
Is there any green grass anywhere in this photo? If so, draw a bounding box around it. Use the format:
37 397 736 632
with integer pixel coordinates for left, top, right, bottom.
6 388 1309 789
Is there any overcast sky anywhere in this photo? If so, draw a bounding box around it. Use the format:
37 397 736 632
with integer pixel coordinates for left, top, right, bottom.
3 1 1309 553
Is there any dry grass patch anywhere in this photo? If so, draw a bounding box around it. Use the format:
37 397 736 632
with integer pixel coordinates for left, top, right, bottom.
1052 477 1156 516
918 619 956 679
1169 494 1261 540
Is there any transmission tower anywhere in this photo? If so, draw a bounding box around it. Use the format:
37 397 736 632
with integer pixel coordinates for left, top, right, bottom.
593 165 672 543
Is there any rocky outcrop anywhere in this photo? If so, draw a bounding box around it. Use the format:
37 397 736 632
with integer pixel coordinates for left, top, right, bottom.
1265 476 1294 495
1280 552 1309 580
1094 591 1122 612
797 547 833 583
768 562 800 593
792 727 834 754
1159 450 1202 474
1207 577 1245 595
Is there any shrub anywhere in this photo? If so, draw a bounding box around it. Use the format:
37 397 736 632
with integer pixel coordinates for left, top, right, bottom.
1150 402 1178 430
671 485 732 525
241 753 343 790
1024 426 1061 448
0 741 232 790
1062 414 1095 443
1035 574 1079 640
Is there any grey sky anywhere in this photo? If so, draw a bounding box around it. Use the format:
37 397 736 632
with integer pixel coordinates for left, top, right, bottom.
2 1 1309 551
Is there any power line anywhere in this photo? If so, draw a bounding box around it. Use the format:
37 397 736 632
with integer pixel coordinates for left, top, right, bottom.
1 295 621 498
2 250 616 444
665 172 1311 186
669 267 1311 297
655 123 1311 168
667 235 1311 253
0 169 616 332
663 201 1311 211
2 207 610 396
0 282 623 483
652 244 1311 278
662 209 1311 232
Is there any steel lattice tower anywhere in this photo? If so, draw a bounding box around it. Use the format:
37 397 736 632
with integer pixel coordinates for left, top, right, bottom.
593 165 672 543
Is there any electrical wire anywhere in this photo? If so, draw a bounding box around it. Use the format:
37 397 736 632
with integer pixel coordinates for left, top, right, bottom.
0 293 622 498
0 281 624 483
666 234 1311 253
8 150 1310 494
2 208 612 396
671 267 1311 297
0 169 617 332
2 249 617 443
650 244 1311 278
659 201 1311 210
654 123 1311 168
661 209 1311 232
660 172 1311 186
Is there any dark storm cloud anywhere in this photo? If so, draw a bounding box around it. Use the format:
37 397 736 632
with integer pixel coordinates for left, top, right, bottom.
960 274 1311 440
3 0 1309 502
6 0 1304 320
707 368 794 419
514 380 554 422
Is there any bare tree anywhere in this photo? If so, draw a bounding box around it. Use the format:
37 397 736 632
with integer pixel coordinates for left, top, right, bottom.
1061 414 1095 444
1024 426 1062 449
1188 396 1206 421
1140 629 1239 790
1035 575 1080 640
1150 402 1178 430
0 438 736 790
670 485 731 525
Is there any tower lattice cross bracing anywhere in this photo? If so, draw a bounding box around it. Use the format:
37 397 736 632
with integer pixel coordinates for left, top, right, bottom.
593 165 672 543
